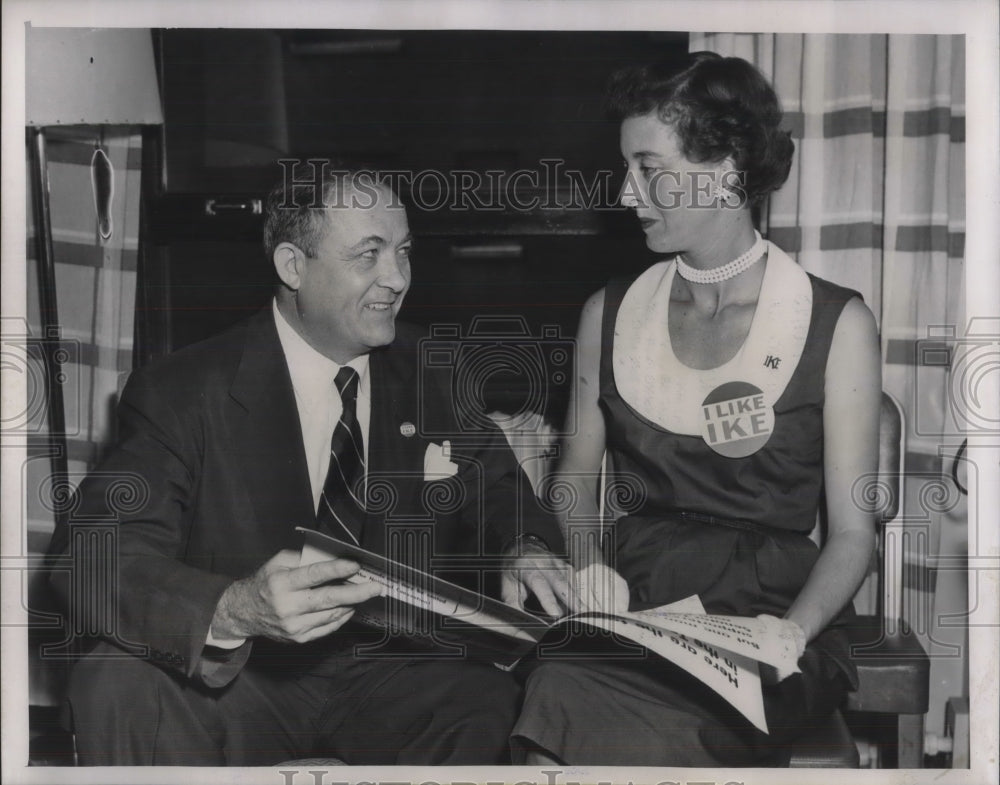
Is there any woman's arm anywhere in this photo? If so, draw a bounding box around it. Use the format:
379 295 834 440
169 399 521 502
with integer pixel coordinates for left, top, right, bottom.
555 288 609 568
785 296 882 641
555 288 631 612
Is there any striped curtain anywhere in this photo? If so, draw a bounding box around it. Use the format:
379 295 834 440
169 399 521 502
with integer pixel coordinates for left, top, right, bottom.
25 126 142 703
691 33 967 735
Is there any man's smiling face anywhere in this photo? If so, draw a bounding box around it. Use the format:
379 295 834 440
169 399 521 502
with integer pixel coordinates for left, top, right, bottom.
293 183 412 363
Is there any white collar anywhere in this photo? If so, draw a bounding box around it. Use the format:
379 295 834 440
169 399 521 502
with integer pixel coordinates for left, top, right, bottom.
612 242 812 435
272 299 370 405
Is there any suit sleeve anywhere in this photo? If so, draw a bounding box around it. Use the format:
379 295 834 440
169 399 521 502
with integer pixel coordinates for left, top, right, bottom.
47 365 250 686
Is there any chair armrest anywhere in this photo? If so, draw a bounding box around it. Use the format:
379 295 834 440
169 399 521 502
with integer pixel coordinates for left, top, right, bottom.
845 614 930 714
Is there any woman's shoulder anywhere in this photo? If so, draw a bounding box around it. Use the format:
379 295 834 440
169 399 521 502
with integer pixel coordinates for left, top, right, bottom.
576 287 607 345
794 271 877 371
805 270 864 307
581 285 607 314
804 273 877 336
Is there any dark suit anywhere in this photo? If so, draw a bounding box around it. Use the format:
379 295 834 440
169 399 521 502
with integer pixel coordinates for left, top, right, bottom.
48 309 562 764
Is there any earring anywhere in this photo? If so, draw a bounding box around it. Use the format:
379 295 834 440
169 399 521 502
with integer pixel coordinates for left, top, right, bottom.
714 182 741 209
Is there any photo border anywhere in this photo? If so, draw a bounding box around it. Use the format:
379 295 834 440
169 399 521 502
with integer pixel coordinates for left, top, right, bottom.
3 2 997 784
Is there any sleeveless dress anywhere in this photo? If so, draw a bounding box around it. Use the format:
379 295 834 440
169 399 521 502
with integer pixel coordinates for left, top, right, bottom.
511 247 862 766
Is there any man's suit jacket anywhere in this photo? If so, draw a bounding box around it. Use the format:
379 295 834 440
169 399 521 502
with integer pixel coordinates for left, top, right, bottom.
48 309 562 686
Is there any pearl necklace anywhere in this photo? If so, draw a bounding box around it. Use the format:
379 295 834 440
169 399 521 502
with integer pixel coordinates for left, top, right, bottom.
676 231 767 285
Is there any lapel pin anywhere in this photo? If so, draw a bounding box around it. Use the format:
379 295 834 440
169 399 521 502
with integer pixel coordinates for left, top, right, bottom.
400 422 416 437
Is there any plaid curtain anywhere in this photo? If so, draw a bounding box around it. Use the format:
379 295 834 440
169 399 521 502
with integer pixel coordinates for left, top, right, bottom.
25 126 142 703
691 33 967 735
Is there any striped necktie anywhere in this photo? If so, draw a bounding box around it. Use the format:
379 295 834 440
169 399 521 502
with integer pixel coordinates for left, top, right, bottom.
316 366 366 544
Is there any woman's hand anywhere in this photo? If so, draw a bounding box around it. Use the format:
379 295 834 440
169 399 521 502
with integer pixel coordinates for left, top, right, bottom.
573 562 630 614
501 541 579 618
756 613 807 685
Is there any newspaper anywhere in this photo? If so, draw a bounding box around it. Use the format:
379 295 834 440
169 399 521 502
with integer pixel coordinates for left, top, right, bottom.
299 529 799 732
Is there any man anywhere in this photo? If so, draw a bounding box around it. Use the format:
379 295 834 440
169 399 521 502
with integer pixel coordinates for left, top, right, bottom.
47 168 571 765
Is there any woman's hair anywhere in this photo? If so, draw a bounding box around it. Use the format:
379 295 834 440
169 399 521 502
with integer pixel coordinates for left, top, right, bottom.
607 51 794 204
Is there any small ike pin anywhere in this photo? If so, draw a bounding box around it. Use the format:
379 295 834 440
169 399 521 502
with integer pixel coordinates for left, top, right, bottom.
763 355 781 369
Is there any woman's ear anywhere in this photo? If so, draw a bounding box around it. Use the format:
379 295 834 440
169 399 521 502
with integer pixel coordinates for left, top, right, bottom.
716 157 747 210
273 242 305 291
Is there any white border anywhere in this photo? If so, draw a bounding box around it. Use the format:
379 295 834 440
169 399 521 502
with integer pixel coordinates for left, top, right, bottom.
3 2 998 784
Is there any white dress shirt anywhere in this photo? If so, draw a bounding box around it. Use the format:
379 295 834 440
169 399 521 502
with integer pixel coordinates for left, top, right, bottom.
206 301 372 649
271 299 371 511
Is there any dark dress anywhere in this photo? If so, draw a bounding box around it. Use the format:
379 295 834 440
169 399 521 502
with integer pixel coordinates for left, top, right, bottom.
511 258 862 766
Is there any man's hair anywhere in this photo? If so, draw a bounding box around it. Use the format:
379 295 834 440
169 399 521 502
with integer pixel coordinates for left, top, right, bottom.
606 51 795 204
263 164 387 259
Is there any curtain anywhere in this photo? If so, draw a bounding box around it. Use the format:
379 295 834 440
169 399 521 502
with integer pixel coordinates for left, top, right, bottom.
25 126 143 704
691 32 967 737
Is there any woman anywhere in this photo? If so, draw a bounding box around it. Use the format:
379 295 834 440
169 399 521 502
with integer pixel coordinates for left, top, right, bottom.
512 52 881 766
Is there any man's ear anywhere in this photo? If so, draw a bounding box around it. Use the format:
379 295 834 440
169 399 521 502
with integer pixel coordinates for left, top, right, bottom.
273 242 305 291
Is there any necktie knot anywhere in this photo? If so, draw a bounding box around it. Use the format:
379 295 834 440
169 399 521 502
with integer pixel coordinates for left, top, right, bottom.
335 366 359 402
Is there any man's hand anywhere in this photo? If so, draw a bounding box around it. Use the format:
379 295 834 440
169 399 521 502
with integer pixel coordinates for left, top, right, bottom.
501 541 579 618
211 550 383 644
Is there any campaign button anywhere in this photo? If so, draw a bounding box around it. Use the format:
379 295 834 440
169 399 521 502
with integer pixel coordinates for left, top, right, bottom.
700 381 774 458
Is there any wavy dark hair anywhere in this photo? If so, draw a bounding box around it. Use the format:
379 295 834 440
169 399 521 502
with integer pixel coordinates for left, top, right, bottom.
607 51 794 204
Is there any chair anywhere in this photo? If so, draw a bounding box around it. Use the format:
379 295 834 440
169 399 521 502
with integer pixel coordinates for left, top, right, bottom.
838 392 930 767
788 392 929 768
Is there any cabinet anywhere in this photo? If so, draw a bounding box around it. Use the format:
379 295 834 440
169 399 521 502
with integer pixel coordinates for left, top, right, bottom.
144 28 685 419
